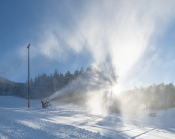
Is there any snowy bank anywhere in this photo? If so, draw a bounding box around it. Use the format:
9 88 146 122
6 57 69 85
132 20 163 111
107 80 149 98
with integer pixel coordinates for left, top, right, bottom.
1 96 175 139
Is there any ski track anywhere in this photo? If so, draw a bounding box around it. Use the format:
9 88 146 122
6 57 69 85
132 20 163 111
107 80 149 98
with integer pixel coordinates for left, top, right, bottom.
0 96 175 139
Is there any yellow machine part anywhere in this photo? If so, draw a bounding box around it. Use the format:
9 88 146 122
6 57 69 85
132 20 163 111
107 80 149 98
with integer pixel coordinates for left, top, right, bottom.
41 98 52 108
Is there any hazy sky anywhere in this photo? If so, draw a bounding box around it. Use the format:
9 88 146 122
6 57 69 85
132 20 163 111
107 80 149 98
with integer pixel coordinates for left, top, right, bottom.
1 0 175 91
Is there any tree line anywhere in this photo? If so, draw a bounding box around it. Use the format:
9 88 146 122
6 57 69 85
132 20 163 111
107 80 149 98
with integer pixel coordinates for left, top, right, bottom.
0 67 85 99
111 83 175 114
1 65 175 112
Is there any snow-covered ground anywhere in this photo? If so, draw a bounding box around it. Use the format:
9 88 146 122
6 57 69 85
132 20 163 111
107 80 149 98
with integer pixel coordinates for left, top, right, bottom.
0 96 175 139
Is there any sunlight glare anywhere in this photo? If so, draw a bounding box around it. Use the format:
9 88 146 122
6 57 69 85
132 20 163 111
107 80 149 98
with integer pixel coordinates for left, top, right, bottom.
112 84 122 95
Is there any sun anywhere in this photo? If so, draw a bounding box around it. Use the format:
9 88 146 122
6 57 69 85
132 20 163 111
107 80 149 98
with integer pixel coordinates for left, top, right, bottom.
112 84 122 95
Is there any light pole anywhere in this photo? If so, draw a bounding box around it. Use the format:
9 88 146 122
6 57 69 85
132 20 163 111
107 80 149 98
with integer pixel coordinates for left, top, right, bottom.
27 44 31 108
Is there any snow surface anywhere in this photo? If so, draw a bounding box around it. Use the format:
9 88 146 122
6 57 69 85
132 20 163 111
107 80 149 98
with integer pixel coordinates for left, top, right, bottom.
0 96 175 139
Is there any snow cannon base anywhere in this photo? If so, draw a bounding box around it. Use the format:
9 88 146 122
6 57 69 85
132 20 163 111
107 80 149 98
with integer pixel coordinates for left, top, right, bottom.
41 98 52 109
148 113 156 117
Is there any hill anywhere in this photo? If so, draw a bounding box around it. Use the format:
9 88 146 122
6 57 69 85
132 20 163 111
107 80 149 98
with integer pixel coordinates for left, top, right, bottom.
0 76 12 83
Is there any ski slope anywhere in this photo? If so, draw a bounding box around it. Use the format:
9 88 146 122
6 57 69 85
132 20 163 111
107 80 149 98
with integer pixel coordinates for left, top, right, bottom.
0 96 175 139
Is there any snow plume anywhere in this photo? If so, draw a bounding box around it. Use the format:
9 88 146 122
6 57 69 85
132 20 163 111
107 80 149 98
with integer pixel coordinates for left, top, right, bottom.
16 0 175 85
25 0 175 86
50 64 117 114
17 1 175 113
40 0 175 114
66 0 175 84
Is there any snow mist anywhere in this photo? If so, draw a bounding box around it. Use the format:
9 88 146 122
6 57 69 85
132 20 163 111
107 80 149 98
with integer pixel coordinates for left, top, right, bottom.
37 0 175 114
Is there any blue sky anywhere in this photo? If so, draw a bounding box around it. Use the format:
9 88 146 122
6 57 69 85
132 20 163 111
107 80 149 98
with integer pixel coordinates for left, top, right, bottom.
1 0 175 91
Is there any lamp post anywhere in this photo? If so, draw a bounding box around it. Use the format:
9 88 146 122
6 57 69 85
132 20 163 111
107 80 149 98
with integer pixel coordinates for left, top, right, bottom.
27 44 31 108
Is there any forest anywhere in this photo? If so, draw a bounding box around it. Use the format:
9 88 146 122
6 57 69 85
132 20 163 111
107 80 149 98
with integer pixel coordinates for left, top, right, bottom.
0 65 175 113
116 83 175 114
0 67 86 99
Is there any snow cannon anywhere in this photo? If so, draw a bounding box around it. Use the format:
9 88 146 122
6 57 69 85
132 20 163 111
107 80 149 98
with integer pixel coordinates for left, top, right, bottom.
41 98 52 108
